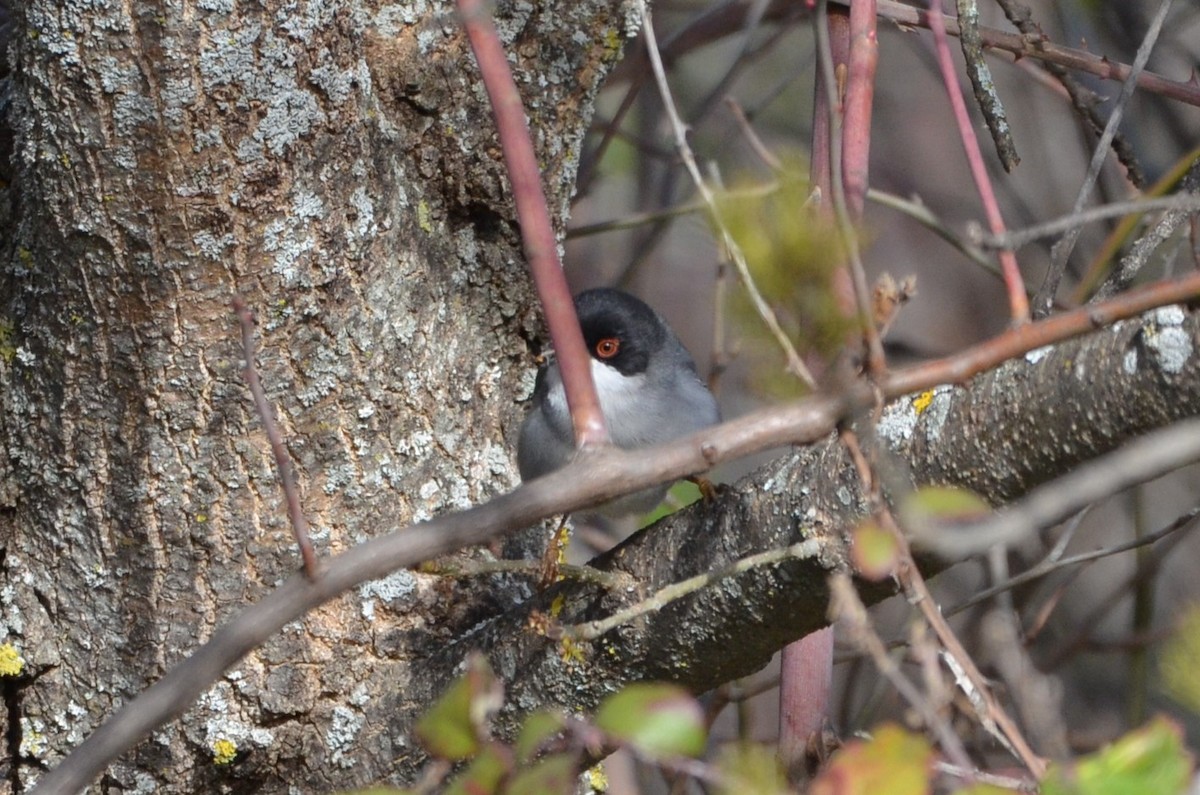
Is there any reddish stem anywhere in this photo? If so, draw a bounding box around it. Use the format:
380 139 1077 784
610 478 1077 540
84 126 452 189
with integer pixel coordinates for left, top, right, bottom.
232 297 320 580
841 0 877 218
925 0 1029 323
457 0 608 448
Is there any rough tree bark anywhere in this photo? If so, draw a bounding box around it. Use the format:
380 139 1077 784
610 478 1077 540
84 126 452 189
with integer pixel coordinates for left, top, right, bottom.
0 0 637 790
1 0 1199 794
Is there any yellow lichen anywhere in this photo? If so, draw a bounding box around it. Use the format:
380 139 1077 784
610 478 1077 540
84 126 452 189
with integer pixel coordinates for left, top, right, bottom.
212 738 238 765
0 319 16 364
549 593 566 618
911 390 935 414
417 200 433 233
0 643 25 677
586 762 609 791
559 637 586 667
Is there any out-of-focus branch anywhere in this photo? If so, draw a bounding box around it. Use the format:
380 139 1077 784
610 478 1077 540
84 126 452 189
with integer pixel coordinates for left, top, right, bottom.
914 414 1200 558
457 0 608 448
603 2 1200 109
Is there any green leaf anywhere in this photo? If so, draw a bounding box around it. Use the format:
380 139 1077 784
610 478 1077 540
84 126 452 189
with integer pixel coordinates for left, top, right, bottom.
1160 604 1200 714
811 724 933 795
900 486 990 527
504 753 578 795
414 654 501 761
1042 717 1193 795
515 709 566 762
639 480 704 527
445 742 512 795
850 519 900 581
594 683 706 759
714 742 790 795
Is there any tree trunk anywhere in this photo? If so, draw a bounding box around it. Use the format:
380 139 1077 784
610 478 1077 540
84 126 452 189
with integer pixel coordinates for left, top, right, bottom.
0 0 634 789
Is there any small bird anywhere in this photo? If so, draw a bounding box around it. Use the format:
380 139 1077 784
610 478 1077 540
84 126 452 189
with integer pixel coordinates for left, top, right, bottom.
517 288 720 519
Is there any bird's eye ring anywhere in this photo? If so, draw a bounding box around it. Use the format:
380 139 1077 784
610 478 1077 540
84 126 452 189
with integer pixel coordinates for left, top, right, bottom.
595 338 620 359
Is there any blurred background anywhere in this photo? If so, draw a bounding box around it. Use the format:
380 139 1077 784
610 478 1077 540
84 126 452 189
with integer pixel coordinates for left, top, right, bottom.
559 0 1200 788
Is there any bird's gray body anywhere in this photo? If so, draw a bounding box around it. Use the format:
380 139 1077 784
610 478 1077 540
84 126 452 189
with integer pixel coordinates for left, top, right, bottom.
517 289 720 518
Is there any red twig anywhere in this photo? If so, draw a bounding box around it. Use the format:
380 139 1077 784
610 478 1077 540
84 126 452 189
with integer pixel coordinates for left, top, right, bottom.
841 0 877 219
924 0 1029 324
232 297 320 580
884 269 1200 395
457 0 608 449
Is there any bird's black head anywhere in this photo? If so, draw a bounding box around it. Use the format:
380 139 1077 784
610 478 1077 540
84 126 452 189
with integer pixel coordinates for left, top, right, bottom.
574 288 668 377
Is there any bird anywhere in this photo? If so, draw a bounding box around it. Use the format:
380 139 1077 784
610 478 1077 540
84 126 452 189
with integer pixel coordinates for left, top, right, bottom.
517 288 721 519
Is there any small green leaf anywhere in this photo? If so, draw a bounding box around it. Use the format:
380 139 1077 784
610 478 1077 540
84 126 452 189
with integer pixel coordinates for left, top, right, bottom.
811 724 933 795
1042 717 1193 795
445 742 512 795
714 742 790 795
639 480 703 527
515 709 566 762
1160 604 1200 714
594 683 706 758
504 753 578 795
900 486 990 527
414 654 501 761
850 520 900 581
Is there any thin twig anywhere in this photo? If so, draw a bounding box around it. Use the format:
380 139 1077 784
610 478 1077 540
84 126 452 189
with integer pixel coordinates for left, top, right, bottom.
925 0 1029 323
1034 0 1175 317
1032 0 1171 317
956 0 1019 172
640 7 817 389
977 194 1200 251
565 539 822 641
814 0 887 375
231 297 319 580
830 575 977 773
457 0 608 449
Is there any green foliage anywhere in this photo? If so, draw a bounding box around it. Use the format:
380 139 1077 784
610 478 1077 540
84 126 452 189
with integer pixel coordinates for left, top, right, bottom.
514 709 567 762
717 165 856 394
849 519 900 581
713 742 790 795
638 479 703 527
414 654 502 761
811 724 933 795
1042 717 1193 795
1160 603 1200 714
394 659 708 793
899 485 991 530
594 682 707 759
505 754 579 795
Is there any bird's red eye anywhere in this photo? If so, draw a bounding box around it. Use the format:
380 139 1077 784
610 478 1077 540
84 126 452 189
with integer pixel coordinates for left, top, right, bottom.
595 338 620 359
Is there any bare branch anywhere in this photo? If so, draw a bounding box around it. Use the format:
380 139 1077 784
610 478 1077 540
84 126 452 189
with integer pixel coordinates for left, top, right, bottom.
1035 0 1175 317
231 297 319 580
